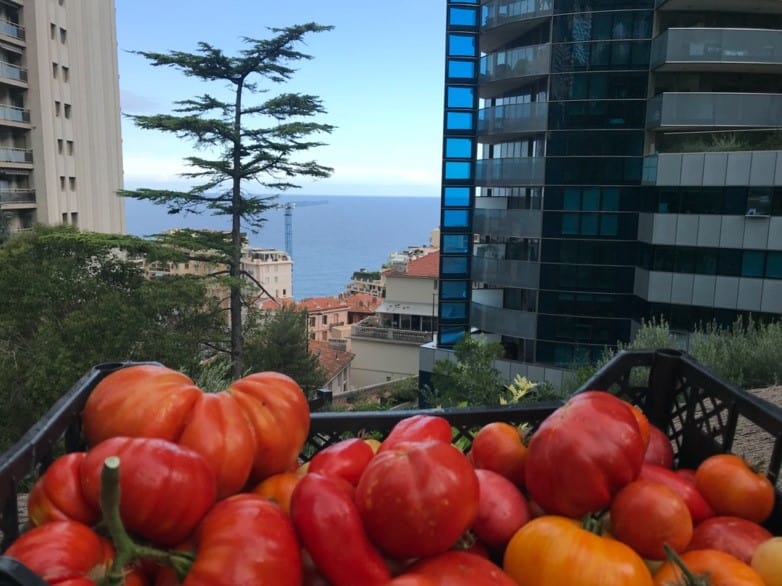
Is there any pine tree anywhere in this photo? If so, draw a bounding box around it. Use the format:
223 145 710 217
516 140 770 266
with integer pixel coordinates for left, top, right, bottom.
121 24 335 378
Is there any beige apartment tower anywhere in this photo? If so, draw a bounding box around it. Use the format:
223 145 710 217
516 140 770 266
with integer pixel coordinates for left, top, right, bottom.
0 0 124 234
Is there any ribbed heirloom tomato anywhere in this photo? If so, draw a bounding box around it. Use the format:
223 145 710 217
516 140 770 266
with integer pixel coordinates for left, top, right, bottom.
82 364 310 497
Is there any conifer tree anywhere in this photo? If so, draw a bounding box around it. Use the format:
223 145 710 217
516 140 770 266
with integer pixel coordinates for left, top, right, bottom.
121 24 335 378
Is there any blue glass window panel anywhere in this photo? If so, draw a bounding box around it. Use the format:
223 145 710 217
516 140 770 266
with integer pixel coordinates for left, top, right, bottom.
448 60 475 79
445 137 472 158
582 213 599 236
441 256 469 274
582 188 600 211
441 280 469 300
443 186 471 207
562 213 579 235
600 214 619 236
441 301 469 320
445 161 471 180
742 251 765 277
449 6 478 26
442 234 471 254
767 252 782 278
443 209 470 228
446 111 473 130
448 34 476 57
602 188 620 211
439 326 466 346
447 86 474 108
563 188 580 210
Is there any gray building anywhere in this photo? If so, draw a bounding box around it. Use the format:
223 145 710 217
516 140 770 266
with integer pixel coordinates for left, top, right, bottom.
433 0 782 373
0 0 124 235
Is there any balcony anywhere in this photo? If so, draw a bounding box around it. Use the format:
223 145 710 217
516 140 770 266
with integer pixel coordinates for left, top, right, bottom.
473 207 543 238
475 157 546 186
0 147 32 166
646 93 782 131
0 19 23 42
0 61 26 86
472 302 537 339
350 322 433 345
0 188 34 205
481 0 553 54
472 256 540 289
651 28 782 73
0 104 29 127
480 44 550 99
642 150 782 186
477 102 548 141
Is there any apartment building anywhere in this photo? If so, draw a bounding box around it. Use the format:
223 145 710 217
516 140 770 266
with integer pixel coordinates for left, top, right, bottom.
431 0 782 383
0 0 123 234
353 250 439 388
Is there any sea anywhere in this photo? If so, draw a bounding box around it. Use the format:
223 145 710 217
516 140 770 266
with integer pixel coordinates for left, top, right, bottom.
125 194 441 300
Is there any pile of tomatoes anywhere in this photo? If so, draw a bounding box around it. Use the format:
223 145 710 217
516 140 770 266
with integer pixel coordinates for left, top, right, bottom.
2 364 781 585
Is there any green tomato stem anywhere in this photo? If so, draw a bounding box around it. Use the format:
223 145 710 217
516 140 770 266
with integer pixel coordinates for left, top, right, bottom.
98 456 195 585
662 543 709 586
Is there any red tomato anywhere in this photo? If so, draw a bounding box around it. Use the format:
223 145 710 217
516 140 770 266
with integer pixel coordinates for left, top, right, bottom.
609 479 693 560
356 440 479 559
638 463 715 525
686 516 773 564
675 468 697 483
524 391 646 518
468 421 527 488
402 551 516 585
306 437 375 485
184 494 302 585
79 436 217 546
471 469 531 550
27 453 99 527
644 425 674 469
377 414 453 453
695 454 775 524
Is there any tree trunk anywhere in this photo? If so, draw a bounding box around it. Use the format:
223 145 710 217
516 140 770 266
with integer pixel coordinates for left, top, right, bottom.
230 80 245 380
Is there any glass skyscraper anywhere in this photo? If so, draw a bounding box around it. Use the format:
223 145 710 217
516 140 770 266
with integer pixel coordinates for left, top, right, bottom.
434 0 782 375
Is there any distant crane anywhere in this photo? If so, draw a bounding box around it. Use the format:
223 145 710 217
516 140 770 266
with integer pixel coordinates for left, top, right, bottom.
271 199 328 257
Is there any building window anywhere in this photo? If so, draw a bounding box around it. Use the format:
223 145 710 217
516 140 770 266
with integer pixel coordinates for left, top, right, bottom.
64 104 71 118
59 176 65 190
55 101 61 116
61 212 67 224
322 315 328 325
69 177 76 190
67 140 74 155
52 63 58 78
50 23 56 40
60 28 67 43
62 66 69 82
70 212 78 227
57 139 63 154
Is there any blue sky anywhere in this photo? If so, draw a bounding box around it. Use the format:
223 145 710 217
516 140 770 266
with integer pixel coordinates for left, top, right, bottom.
115 1 446 198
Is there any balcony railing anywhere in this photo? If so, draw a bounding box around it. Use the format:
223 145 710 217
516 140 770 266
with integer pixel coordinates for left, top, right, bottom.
0 188 34 204
480 43 550 85
481 0 553 31
651 28 782 71
472 302 538 339
0 19 23 41
351 323 434 345
646 92 782 130
0 104 29 124
475 157 546 186
478 101 548 138
472 256 540 289
0 147 32 164
0 61 26 83
473 208 543 238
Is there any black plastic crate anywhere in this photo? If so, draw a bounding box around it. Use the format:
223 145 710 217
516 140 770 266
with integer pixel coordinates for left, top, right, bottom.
0 349 780 571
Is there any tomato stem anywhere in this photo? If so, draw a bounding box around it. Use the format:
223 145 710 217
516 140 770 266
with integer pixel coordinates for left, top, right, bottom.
662 543 709 586
98 456 194 585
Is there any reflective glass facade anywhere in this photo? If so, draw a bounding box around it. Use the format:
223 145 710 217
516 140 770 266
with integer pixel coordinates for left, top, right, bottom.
438 0 782 366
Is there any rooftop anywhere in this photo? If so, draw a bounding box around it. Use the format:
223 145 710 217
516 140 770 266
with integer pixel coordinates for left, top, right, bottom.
385 250 440 279
309 340 354 382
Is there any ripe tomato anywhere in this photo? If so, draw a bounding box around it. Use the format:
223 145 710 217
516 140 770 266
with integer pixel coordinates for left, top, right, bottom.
401 551 516 585
471 469 530 550
644 425 674 469
79 436 217 546
653 549 765 586
751 537 782 586
468 421 527 488
355 440 479 559
377 414 453 453
609 479 693 560
504 515 653 586
524 391 646 518
27 453 99 528
638 463 715 525
251 470 303 515
686 516 772 564
306 437 375 485
694 454 774 524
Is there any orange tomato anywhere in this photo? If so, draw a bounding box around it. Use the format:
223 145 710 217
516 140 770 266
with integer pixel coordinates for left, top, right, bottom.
694 454 774 524
653 549 765 586
251 470 303 515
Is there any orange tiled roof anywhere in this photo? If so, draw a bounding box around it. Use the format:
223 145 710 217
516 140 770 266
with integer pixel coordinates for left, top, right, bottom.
309 341 354 382
345 292 383 312
298 296 349 311
259 298 296 311
386 250 440 278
